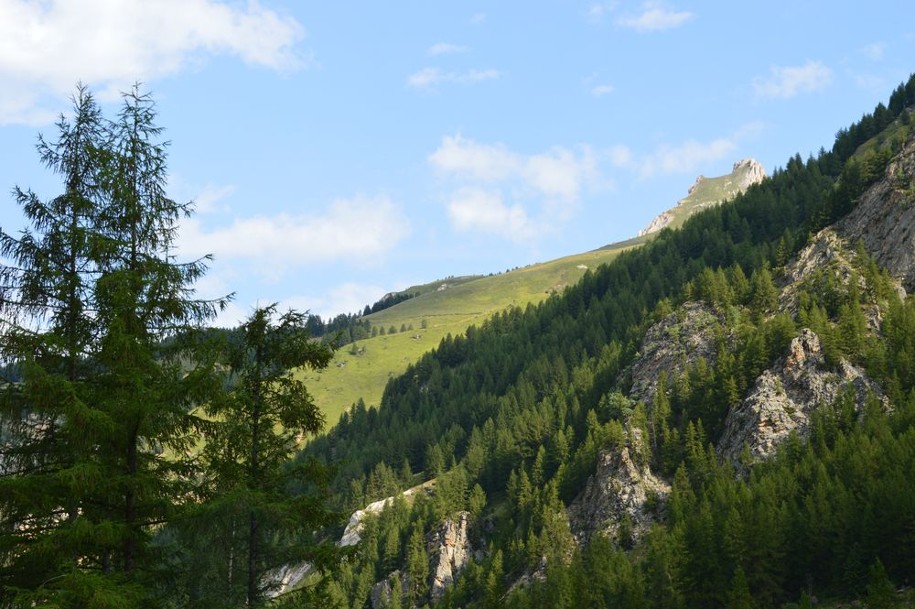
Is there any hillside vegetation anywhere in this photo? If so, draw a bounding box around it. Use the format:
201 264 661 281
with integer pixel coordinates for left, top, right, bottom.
300 75 915 609
306 161 765 428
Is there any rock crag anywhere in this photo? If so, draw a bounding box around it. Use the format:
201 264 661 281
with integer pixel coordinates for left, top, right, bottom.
717 329 883 464
839 133 915 291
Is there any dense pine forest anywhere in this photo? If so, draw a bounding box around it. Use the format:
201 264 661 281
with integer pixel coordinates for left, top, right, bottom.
1 74 915 609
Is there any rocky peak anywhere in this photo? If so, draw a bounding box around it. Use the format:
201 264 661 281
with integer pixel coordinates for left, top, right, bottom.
731 158 766 189
639 158 766 237
717 329 884 465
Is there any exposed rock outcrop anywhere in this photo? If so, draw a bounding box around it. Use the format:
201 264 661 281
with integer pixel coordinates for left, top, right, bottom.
369 511 473 607
778 229 865 316
371 570 409 609
340 481 435 548
427 511 473 602
718 329 883 465
628 302 728 406
839 133 915 291
568 442 670 545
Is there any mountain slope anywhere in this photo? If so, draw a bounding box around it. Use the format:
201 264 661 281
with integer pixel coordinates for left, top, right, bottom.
302 75 915 609
306 160 768 427
639 158 766 236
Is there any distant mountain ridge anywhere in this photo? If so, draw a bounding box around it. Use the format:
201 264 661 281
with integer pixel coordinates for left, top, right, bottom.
639 158 766 236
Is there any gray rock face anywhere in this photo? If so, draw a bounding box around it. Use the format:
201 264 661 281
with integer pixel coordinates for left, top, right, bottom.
839 133 915 291
427 511 472 602
718 329 882 464
369 511 472 608
370 570 409 609
628 302 727 406
567 443 670 545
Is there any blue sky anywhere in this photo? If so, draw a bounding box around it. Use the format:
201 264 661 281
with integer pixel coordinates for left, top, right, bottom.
1 1 913 326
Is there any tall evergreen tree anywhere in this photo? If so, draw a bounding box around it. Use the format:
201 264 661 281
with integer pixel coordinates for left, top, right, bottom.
0 84 229 607
197 305 334 607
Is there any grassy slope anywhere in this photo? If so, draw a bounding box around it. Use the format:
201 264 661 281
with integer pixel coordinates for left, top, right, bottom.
302 162 763 429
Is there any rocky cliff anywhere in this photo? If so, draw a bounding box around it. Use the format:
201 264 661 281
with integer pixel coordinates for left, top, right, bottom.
627 302 729 406
839 133 915 291
369 511 473 608
568 442 670 545
427 511 473 602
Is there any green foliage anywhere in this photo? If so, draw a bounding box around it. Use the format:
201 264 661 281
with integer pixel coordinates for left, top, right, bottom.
174 306 336 607
0 84 228 607
305 73 915 609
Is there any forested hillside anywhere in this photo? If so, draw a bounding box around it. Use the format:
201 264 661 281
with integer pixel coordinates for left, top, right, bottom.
302 75 915 608
3 75 915 609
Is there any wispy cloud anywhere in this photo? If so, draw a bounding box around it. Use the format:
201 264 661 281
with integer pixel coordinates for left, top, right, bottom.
752 61 832 99
470 12 487 24
407 67 501 90
428 43 469 56
179 194 410 280
591 84 615 97
617 2 693 32
611 123 763 178
429 135 602 241
193 184 237 214
861 42 885 62
0 0 308 125
587 1 620 23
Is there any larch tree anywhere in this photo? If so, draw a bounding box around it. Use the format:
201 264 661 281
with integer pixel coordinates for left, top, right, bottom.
192 305 335 607
0 84 229 608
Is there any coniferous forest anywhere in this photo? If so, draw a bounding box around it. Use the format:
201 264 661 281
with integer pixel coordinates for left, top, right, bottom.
2 75 915 608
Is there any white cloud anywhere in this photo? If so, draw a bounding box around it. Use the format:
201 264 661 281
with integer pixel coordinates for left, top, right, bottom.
526 147 597 201
279 282 389 320
752 61 832 99
0 0 307 125
430 135 597 202
447 188 538 241
470 12 487 24
428 43 469 56
617 2 693 32
430 135 602 240
178 194 411 279
407 67 501 90
625 123 762 178
429 135 521 181
591 84 615 97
